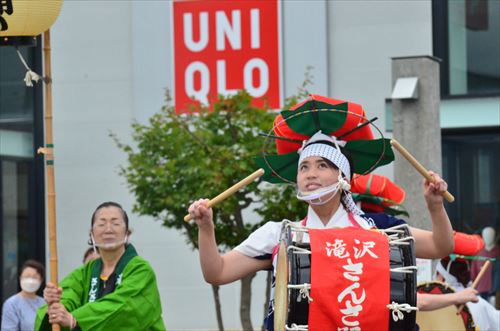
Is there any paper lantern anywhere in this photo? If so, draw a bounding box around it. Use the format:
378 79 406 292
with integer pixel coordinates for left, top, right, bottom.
0 0 63 46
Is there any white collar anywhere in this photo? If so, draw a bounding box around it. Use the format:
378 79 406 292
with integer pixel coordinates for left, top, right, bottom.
306 204 349 228
306 204 371 229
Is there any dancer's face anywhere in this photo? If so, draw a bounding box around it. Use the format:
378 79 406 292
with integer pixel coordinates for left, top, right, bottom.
297 156 339 193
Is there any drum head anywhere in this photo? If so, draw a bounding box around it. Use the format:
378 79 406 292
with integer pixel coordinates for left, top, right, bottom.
274 241 289 330
416 281 475 331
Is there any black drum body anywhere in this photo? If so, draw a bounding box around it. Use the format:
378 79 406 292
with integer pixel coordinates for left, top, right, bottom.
283 226 417 330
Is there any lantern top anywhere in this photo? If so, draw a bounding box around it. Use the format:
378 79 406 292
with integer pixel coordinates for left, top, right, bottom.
0 0 63 39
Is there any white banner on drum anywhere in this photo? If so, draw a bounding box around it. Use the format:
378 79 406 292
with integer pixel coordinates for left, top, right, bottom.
416 258 434 282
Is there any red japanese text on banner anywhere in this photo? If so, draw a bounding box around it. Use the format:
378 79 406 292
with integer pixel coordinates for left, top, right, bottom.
172 0 282 113
308 227 390 331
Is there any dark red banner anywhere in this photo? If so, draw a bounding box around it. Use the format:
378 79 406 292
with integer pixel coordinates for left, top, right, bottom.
172 0 281 113
308 227 390 331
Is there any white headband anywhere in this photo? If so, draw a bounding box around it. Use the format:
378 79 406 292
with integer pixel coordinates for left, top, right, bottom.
299 143 351 180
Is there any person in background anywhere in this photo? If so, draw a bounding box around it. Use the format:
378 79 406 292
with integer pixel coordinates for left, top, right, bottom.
35 201 165 331
82 247 100 264
435 257 500 330
1 260 46 331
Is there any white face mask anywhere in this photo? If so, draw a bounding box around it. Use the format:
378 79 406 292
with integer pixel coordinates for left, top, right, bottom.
296 174 351 205
90 233 128 251
20 277 41 293
297 182 342 205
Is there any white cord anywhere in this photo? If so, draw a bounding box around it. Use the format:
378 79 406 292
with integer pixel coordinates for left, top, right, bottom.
386 301 418 322
285 324 308 331
388 236 415 246
16 49 42 87
288 283 314 303
390 266 418 274
287 245 311 255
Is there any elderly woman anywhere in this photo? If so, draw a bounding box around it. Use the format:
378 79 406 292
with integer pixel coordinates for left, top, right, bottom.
189 131 454 329
35 202 165 331
1 260 45 331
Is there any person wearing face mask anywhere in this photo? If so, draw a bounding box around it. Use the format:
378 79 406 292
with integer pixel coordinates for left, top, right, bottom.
1 260 45 331
188 115 455 329
34 201 165 331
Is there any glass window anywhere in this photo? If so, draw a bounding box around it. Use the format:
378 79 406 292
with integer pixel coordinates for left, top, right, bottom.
434 0 500 96
0 47 35 132
442 130 500 233
0 43 45 306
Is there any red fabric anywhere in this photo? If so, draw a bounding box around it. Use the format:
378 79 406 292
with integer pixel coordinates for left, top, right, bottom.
351 173 406 213
308 227 390 331
453 231 485 256
274 95 374 154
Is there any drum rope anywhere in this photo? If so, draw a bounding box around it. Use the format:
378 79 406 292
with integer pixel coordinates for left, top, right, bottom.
288 283 314 303
285 324 308 331
386 301 418 322
388 236 415 246
379 223 411 233
287 245 312 255
286 223 309 233
390 266 418 273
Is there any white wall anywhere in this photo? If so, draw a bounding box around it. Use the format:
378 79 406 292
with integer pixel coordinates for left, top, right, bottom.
49 1 433 330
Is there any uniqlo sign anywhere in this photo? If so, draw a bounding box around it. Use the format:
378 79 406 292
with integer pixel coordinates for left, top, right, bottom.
172 0 282 113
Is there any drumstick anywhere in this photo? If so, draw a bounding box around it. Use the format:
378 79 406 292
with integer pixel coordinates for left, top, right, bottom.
456 260 491 314
390 139 455 203
184 168 265 222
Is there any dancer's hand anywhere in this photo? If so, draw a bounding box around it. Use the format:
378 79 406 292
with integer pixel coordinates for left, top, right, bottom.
188 199 214 231
423 171 448 211
456 287 479 304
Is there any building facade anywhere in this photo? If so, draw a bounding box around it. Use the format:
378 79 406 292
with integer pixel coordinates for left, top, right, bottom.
0 1 498 329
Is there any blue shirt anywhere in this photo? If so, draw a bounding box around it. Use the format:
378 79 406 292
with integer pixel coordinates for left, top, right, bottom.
1 294 45 331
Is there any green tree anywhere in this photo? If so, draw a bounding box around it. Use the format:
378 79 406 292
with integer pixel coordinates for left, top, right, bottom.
113 88 310 330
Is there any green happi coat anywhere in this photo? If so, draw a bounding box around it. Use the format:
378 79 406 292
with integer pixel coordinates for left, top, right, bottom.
35 245 165 331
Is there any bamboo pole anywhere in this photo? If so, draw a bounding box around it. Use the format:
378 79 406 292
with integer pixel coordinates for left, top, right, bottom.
390 139 455 203
39 29 60 331
456 260 491 314
184 168 265 222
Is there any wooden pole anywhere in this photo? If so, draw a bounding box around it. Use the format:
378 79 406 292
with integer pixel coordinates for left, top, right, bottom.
184 168 265 222
390 139 455 203
456 260 491 314
39 29 60 331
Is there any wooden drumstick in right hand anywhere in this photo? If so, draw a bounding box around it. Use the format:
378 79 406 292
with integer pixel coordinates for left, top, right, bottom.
390 139 455 203
456 260 491 314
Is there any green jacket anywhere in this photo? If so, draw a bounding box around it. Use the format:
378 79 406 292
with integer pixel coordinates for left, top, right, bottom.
35 254 165 331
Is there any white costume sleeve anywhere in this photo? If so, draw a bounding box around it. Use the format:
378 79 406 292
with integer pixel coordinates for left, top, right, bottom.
234 221 283 258
466 297 500 331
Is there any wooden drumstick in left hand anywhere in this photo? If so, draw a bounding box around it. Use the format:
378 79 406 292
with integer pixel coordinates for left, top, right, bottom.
184 168 265 222
390 139 455 203
456 260 491 314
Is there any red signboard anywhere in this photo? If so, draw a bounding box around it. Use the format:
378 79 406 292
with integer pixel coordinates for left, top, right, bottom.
172 0 281 113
